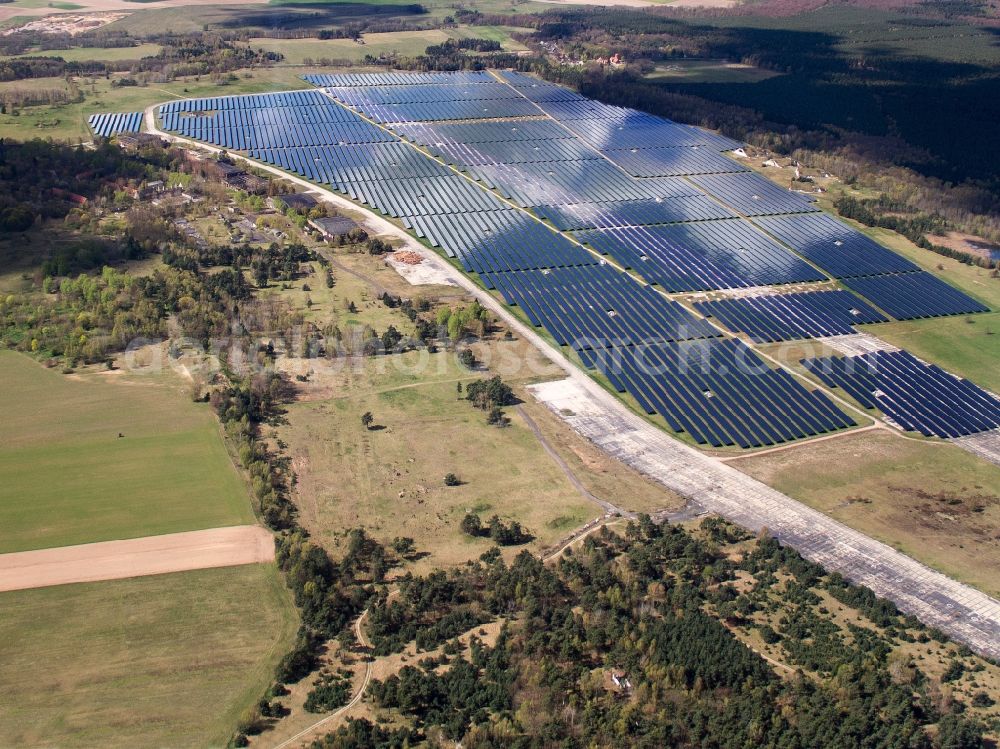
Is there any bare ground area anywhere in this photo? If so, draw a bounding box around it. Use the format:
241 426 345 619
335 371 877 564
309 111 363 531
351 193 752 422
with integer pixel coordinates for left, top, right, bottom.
0 525 274 592
927 231 1000 262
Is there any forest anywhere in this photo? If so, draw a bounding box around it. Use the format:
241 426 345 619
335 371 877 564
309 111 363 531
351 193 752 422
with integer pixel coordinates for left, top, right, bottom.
313 518 995 748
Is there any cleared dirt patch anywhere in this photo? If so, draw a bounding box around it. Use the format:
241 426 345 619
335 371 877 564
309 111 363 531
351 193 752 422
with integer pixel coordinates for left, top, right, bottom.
0 525 273 592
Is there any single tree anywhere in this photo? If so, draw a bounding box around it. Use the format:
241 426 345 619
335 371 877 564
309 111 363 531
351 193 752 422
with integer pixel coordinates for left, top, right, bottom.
459 348 477 369
361 411 374 430
460 513 482 537
444 472 461 487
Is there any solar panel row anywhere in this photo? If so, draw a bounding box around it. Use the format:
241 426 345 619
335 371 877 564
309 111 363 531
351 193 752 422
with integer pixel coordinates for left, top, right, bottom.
425 137 602 167
327 82 527 106
88 112 143 137
395 119 573 144
695 290 888 343
304 72 494 87
467 161 699 207
561 116 742 151
533 195 735 231
842 272 989 320
406 210 598 274
601 146 749 178
480 264 720 349
160 104 364 130
578 339 856 448
753 212 919 278
249 143 451 183
802 350 1000 438
335 97 542 124
690 172 818 217
160 90 330 112
574 220 825 292
173 122 393 150
496 70 585 102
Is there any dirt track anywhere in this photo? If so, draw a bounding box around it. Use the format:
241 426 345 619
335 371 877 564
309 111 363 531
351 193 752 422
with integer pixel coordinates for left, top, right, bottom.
0 526 274 592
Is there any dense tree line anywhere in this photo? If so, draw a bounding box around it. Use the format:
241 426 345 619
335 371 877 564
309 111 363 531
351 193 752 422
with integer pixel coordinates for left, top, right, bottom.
0 140 170 233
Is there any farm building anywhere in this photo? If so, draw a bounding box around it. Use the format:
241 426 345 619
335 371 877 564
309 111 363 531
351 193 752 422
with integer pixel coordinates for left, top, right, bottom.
269 193 318 212
310 216 359 239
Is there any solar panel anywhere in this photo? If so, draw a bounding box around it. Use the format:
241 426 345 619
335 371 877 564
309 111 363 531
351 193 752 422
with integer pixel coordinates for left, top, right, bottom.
480 264 720 349
695 290 888 342
561 116 742 152
802 349 1000 438
842 272 989 319
304 72 495 87
326 82 527 107
533 195 735 231
753 212 919 278
339 97 542 124
601 146 749 177
584 338 855 448
406 210 598 274
689 172 819 216
574 219 825 292
467 161 700 207
88 111 143 137
395 119 573 145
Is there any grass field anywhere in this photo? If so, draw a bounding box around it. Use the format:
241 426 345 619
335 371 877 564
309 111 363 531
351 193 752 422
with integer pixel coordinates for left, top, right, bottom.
0 350 254 553
247 26 527 64
732 429 1000 598
281 346 598 571
265 247 679 568
248 30 453 65
0 563 297 749
0 67 312 142
0 43 162 62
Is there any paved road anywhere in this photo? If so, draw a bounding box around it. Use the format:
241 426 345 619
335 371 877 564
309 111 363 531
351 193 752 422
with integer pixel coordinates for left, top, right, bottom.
145 105 1000 660
0 526 274 592
953 428 1000 468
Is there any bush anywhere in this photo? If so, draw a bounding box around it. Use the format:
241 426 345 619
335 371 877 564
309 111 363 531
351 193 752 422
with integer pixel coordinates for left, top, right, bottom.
970 691 994 708
304 670 351 713
444 473 461 486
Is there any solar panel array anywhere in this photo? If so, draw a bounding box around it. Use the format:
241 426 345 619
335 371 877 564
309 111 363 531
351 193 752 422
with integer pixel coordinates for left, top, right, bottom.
407 210 597 274
578 339 856 448
89 111 143 137
159 70 997 448
841 272 989 320
689 172 819 217
753 212 919 278
802 350 1000 438
695 290 888 343
303 71 494 87
533 196 734 231
574 221 825 292
748 213 989 320
481 264 719 349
